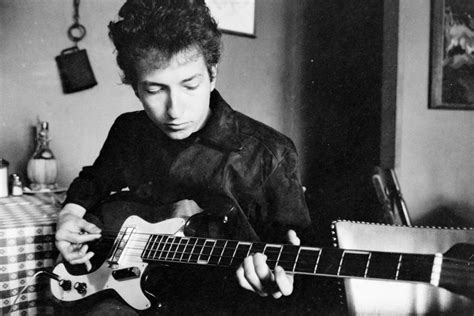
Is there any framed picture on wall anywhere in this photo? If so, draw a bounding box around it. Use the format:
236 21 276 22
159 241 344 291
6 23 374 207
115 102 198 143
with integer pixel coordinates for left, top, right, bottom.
429 0 474 109
205 0 256 38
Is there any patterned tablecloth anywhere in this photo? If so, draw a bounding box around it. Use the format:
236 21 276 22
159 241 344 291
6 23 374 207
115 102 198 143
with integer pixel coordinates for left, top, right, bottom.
0 194 61 315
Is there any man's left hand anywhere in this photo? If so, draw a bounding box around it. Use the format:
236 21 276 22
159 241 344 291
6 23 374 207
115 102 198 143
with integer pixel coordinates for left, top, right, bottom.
235 230 300 299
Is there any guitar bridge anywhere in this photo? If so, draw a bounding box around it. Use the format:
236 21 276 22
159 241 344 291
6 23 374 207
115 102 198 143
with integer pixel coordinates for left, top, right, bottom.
108 226 135 265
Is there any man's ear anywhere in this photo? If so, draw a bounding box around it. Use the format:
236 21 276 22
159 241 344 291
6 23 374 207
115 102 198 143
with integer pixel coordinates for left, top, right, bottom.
210 65 217 91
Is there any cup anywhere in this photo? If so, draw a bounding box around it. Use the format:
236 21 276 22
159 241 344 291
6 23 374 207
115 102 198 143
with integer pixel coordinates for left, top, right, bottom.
0 158 9 198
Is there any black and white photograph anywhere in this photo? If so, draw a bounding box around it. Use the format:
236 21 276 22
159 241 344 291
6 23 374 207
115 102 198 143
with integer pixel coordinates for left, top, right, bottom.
0 0 473 315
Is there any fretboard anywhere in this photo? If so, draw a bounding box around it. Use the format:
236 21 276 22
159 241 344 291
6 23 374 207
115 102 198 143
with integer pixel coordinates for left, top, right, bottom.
140 234 436 283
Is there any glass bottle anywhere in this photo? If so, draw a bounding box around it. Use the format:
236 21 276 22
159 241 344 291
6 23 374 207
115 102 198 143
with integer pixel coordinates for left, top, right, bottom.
27 122 58 191
11 173 23 196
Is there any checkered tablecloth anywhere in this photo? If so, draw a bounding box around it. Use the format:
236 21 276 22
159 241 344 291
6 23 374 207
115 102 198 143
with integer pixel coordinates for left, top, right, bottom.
0 194 61 315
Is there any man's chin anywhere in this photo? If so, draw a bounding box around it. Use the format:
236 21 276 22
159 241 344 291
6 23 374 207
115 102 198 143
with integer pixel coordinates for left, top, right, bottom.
165 130 192 140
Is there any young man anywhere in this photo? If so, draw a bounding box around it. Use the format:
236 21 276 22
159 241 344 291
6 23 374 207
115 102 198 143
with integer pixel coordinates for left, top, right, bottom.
54 0 313 314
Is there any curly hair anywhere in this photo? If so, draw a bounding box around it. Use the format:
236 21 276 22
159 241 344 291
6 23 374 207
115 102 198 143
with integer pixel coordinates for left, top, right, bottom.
108 0 222 86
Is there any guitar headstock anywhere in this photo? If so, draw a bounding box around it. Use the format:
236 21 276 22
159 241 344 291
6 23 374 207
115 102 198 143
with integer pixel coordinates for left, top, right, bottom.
439 243 474 299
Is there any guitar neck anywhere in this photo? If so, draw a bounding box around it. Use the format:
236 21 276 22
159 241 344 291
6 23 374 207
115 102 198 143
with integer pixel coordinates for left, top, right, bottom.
140 234 439 284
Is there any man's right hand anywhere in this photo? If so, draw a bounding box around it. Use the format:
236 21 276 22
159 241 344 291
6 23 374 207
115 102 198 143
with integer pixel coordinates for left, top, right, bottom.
55 203 102 271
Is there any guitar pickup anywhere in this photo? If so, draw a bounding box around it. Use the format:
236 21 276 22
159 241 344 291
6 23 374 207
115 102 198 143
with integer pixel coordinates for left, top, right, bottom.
111 267 141 281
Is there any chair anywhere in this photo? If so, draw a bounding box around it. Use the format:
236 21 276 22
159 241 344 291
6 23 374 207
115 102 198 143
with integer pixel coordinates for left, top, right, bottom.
332 220 474 315
372 167 412 226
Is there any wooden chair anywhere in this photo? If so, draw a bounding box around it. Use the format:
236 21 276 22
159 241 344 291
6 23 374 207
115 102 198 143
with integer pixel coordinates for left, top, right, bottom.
372 167 412 226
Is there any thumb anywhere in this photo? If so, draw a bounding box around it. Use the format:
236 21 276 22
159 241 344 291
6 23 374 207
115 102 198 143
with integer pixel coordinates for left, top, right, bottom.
287 230 300 246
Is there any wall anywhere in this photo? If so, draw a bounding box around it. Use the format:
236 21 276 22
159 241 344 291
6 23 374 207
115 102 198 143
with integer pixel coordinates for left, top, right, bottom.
0 0 299 188
396 0 474 225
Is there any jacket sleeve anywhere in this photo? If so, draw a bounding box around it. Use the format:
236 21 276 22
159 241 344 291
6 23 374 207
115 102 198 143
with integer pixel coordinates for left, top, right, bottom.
259 147 314 244
64 114 133 211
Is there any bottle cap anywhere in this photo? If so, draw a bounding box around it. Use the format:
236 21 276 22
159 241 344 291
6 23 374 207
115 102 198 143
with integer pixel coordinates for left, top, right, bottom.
0 158 9 168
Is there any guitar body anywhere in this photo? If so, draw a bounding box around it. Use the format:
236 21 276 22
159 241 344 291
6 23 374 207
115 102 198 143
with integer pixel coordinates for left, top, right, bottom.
50 216 186 310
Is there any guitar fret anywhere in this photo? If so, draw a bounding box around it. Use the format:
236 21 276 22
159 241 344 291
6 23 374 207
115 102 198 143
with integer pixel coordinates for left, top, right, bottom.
293 247 301 272
198 240 215 264
209 239 226 265
397 253 434 282
278 245 298 271
395 254 402 280
337 251 346 276
159 236 171 260
275 246 283 269
153 235 166 260
366 252 400 279
141 234 155 260
177 238 189 262
314 247 322 274
232 242 251 266
364 252 372 277
264 244 282 269
148 235 159 260
168 236 181 261
295 247 320 273
220 241 238 266
189 239 205 263
163 236 174 261
182 238 196 262
315 248 341 275
150 235 159 260
339 250 369 277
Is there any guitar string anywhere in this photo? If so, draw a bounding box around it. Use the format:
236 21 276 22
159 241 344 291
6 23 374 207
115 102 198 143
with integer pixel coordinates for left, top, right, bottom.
112 251 472 285
85 230 473 278
93 232 472 262
87 246 469 280
104 250 466 283
89 231 473 267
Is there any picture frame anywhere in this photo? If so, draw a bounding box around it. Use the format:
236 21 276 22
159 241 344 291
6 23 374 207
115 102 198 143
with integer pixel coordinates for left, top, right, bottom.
206 0 256 38
429 0 474 110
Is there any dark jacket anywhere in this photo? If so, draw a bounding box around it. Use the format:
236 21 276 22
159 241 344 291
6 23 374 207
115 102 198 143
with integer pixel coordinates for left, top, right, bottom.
66 90 311 242
63 90 314 314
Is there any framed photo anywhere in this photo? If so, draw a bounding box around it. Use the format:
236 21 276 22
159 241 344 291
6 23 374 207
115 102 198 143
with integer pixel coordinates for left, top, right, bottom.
429 0 474 109
206 0 256 38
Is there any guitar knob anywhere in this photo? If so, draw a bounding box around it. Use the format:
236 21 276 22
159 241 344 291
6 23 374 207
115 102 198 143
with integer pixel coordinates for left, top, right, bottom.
74 282 87 295
59 279 72 291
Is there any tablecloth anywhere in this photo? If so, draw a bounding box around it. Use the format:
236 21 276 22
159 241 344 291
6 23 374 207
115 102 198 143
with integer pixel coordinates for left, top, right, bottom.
0 194 61 315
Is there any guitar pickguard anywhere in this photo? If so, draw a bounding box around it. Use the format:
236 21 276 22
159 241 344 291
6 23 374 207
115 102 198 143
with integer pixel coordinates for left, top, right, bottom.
50 216 186 310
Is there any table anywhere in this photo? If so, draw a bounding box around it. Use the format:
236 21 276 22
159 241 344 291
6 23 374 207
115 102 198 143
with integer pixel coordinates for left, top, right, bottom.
0 194 61 315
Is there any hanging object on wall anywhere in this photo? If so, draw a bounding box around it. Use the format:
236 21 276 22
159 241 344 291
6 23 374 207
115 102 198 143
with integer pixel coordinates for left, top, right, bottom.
55 0 97 94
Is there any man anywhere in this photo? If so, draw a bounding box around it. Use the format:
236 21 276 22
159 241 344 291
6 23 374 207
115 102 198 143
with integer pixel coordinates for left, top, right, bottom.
54 0 313 314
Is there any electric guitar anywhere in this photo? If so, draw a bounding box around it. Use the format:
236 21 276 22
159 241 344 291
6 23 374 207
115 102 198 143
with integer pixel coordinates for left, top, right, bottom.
50 214 474 310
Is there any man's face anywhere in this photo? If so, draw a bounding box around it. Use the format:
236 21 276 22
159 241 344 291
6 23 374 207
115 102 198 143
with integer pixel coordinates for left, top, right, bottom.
136 49 217 140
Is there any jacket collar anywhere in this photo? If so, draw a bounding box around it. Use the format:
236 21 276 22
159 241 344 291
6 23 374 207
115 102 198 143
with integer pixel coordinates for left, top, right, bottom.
197 90 243 152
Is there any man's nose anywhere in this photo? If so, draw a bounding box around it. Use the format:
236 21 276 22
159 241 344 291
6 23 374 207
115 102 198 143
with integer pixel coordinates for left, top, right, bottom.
166 90 184 119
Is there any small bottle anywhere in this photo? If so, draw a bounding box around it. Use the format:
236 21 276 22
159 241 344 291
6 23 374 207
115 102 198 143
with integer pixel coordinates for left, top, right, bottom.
27 122 58 191
11 174 23 196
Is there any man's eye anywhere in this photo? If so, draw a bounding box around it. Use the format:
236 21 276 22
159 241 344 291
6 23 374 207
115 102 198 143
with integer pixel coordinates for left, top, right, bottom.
146 87 164 94
185 85 199 91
